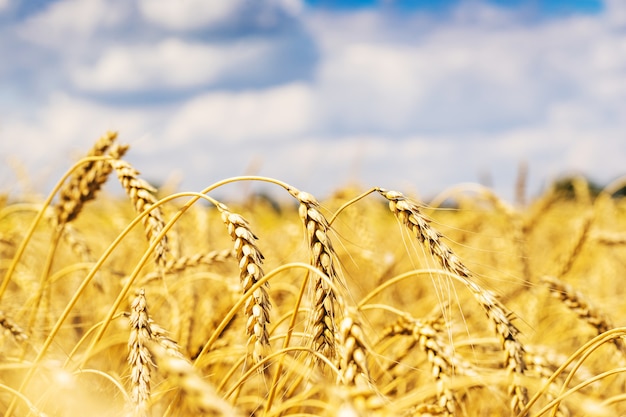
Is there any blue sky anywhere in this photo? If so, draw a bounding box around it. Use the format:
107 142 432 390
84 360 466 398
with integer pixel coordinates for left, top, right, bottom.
1 0 625 203
305 0 603 14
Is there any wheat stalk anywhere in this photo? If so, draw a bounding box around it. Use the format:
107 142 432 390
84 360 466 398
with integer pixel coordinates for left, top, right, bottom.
525 346 573 417
376 188 528 415
217 202 271 365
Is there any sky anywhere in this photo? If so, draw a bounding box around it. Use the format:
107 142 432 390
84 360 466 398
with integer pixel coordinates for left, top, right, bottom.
1 0 624 203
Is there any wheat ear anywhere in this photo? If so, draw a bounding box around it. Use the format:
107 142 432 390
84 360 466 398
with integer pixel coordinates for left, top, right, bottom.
0 310 27 343
128 289 154 417
384 315 457 416
288 187 341 363
140 249 235 284
217 203 271 364
163 249 235 274
109 158 169 268
554 212 593 278
336 306 384 415
338 308 370 386
59 222 92 262
55 132 127 225
541 275 626 356
147 341 242 416
376 188 528 415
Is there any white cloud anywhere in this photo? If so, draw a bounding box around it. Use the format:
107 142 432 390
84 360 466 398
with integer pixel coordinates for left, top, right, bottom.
314 38 543 133
605 0 626 27
164 83 315 142
17 0 129 46
72 38 274 92
308 4 626 136
274 0 303 16
0 0 10 13
0 93 165 190
137 0 246 30
137 0 304 30
316 43 427 132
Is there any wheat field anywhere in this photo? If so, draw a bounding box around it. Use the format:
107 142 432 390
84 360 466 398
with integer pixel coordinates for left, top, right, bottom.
1 132 625 417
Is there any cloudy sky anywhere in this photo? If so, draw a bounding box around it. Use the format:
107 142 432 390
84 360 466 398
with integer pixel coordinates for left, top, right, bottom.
1 0 625 203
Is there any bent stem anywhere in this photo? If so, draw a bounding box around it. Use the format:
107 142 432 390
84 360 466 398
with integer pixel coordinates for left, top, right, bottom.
264 270 311 415
0 156 110 303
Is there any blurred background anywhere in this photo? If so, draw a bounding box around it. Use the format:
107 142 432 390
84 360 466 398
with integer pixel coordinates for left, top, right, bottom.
1 0 624 202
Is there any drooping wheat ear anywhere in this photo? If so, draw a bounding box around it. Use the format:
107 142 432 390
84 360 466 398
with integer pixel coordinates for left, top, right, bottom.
216 203 271 364
164 249 235 274
554 211 593 278
287 187 341 363
109 158 169 268
383 315 458 416
146 341 242 416
55 132 128 225
376 188 528 415
59 222 92 261
0 310 27 343
128 289 154 417
541 275 626 356
140 249 236 284
148 319 184 359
